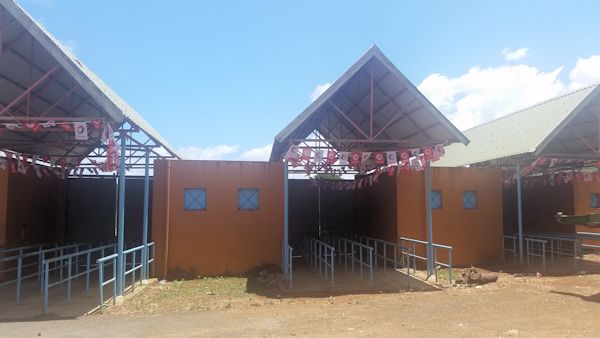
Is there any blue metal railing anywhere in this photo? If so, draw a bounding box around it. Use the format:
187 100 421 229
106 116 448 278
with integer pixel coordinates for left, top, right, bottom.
357 236 413 288
42 243 118 314
97 242 155 313
331 237 373 286
400 237 453 286
1 242 88 304
308 238 335 286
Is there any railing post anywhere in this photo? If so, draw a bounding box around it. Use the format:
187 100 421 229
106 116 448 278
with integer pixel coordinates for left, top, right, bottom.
132 251 136 291
16 255 22 304
43 261 49 315
112 258 117 305
86 251 91 293
67 257 72 304
448 248 453 286
98 261 104 314
369 248 373 286
331 247 335 287
142 150 150 280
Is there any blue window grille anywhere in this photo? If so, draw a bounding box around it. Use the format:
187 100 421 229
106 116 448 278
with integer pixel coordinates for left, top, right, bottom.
239 189 259 210
463 191 477 209
431 190 442 209
184 188 206 210
591 193 600 208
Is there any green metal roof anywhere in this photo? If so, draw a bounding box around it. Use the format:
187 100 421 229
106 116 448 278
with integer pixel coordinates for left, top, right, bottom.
434 84 600 167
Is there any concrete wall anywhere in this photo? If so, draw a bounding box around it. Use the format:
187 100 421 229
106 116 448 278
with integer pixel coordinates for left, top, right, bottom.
152 160 284 279
397 167 503 266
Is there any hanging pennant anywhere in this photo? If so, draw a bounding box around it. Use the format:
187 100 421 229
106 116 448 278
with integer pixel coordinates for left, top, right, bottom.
284 145 300 161
326 150 336 165
74 122 88 140
41 120 56 128
386 151 397 165
399 150 410 164
314 149 324 164
432 144 445 161
374 152 385 165
422 147 433 160
387 166 396 176
350 151 361 166
301 148 311 161
410 157 423 171
361 152 372 162
25 122 41 132
339 152 350 165
409 148 421 158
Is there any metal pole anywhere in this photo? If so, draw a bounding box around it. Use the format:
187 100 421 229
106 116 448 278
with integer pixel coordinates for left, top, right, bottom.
516 160 524 264
116 130 127 295
425 161 434 275
283 160 289 278
318 183 322 238
142 150 150 280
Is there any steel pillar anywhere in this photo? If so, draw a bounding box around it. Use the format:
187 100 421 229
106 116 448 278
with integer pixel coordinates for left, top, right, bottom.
516 160 524 264
142 150 150 280
283 160 289 278
116 131 127 295
425 161 434 276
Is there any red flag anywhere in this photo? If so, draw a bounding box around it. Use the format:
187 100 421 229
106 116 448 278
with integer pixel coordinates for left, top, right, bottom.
301 148 311 161
387 166 396 176
374 152 385 165
350 151 361 166
422 147 433 160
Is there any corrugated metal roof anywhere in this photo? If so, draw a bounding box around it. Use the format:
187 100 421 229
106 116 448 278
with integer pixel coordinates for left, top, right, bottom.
434 84 599 167
270 46 469 161
1 0 180 158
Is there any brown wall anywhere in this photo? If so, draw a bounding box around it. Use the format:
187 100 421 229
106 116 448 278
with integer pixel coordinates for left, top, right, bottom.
3 171 67 247
397 167 503 266
152 160 284 278
573 179 600 236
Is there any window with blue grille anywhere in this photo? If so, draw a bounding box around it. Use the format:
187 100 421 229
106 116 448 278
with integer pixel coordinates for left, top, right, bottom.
238 188 259 210
431 190 442 209
184 188 206 211
591 193 600 208
463 191 477 209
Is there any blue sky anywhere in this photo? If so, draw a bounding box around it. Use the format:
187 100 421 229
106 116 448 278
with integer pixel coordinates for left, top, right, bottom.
21 0 600 160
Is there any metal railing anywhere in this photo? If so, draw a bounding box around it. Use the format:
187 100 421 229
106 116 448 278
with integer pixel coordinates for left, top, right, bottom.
284 244 293 288
356 235 412 288
42 243 118 314
525 233 581 268
524 237 546 270
400 237 453 286
308 238 335 286
97 242 155 313
0 242 57 256
502 235 517 260
0 242 88 304
331 237 373 286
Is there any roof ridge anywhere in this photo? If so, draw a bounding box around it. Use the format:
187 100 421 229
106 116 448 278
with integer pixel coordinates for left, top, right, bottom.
462 83 599 133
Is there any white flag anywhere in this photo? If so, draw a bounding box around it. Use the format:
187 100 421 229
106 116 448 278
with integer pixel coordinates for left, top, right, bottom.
74 122 88 140
314 149 324 163
284 145 300 161
339 152 350 165
361 152 372 162
386 151 397 165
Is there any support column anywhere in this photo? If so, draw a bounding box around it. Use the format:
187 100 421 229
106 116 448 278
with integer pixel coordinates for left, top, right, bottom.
283 160 289 277
142 150 150 280
516 160 524 264
116 131 127 295
425 161 434 276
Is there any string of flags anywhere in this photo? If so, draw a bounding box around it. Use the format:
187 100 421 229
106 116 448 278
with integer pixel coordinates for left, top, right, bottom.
503 156 600 188
0 119 103 141
0 123 120 179
284 143 446 177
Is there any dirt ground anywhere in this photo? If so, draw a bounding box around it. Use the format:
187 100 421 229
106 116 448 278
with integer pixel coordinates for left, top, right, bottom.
2 257 600 337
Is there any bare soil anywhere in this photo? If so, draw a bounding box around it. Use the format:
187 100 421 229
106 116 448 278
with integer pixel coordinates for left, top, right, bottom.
3 256 600 337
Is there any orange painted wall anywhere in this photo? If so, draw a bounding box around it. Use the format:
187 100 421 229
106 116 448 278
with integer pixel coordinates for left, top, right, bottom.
152 160 284 278
573 179 600 236
397 167 503 266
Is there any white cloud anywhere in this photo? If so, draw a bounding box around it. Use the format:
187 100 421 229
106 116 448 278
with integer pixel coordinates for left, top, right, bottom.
310 82 332 102
418 64 565 130
502 47 529 61
569 55 600 90
178 145 239 160
241 144 272 161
